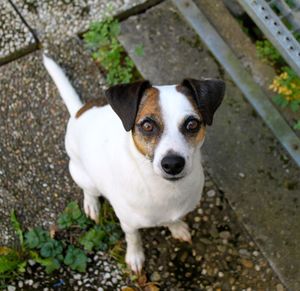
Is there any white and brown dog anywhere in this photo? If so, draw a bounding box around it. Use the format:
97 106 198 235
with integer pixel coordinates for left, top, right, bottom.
43 55 225 273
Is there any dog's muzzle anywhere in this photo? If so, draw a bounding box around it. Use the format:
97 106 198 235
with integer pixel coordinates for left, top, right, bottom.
161 154 185 177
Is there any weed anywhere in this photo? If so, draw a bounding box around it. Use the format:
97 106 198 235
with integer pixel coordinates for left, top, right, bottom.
0 200 123 283
83 17 142 85
256 40 285 68
269 67 300 128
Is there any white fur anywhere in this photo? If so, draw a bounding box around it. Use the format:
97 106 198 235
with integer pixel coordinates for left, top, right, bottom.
44 56 205 273
43 55 82 116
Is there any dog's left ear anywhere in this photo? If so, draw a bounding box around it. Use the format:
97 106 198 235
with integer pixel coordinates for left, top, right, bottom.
105 80 152 131
181 78 225 125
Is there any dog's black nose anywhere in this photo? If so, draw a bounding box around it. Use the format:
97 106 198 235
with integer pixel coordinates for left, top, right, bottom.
161 155 185 175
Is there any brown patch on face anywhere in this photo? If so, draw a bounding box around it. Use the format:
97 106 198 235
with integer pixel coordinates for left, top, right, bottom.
176 85 206 146
132 87 163 159
75 98 106 118
194 126 206 145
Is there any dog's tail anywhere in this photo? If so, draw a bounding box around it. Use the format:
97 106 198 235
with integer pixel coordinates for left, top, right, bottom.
43 55 82 116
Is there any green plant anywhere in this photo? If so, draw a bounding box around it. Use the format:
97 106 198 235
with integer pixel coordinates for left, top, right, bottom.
0 200 123 282
256 40 285 67
83 17 142 85
57 201 92 229
269 67 300 129
64 245 87 272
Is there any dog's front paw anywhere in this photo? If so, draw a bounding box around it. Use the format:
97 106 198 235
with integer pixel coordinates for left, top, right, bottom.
167 220 192 244
125 247 145 274
84 194 100 223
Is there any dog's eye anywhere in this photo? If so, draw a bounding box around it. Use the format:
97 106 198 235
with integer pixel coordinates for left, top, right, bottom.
184 118 201 133
141 120 154 132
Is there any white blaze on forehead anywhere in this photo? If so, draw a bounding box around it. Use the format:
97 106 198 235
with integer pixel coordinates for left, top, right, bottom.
153 85 197 155
154 85 198 132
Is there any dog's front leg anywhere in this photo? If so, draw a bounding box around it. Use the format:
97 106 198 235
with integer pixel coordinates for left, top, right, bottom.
166 220 192 244
83 191 100 223
122 225 145 274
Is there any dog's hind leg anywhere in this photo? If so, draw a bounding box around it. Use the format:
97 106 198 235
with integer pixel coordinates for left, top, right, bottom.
69 161 100 223
166 220 192 244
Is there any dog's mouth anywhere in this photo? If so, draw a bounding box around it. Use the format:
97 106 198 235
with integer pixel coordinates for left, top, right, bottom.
164 176 184 182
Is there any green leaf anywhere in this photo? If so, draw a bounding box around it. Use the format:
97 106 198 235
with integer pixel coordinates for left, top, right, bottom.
30 251 60 273
134 44 144 57
40 240 63 258
57 201 91 230
57 213 72 229
10 210 24 249
79 226 106 251
293 120 300 130
0 248 24 274
273 95 288 107
25 227 50 249
290 100 300 112
64 245 87 272
110 20 120 37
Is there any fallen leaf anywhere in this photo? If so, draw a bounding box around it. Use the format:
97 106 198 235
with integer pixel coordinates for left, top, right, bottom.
121 287 136 291
49 224 58 239
144 283 160 291
137 273 147 285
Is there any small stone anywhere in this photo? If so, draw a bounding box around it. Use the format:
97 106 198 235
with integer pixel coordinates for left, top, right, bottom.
18 281 23 288
74 274 81 280
239 172 245 178
197 208 203 215
27 279 33 286
241 259 253 268
194 216 201 222
207 189 216 197
253 250 259 256
196 255 202 261
255 265 261 271
185 272 192 278
218 271 224 278
28 259 36 266
151 271 161 281
276 284 284 291
7 286 16 291
219 231 231 239
33 282 39 289
104 273 111 280
97 288 104 291
239 249 250 257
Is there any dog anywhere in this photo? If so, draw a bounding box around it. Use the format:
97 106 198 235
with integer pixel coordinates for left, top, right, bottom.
43 55 225 273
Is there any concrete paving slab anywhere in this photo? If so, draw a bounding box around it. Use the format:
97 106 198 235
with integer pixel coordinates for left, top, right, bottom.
0 37 106 246
118 1 300 289
10 0 154 43
0 1 36 65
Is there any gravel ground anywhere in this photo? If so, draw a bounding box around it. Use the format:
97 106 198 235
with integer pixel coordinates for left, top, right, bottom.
0 37 106 246
0 1 36 64
11 0 149 43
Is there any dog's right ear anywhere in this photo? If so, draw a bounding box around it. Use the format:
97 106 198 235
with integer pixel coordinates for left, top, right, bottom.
105 81 152 131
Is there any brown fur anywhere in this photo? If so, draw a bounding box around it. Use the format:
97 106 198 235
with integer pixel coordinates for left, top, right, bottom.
76 98 106 118
132 87 163 159
176 85 206 145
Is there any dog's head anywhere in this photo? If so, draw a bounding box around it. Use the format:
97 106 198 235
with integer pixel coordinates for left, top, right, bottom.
105 78 225 181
